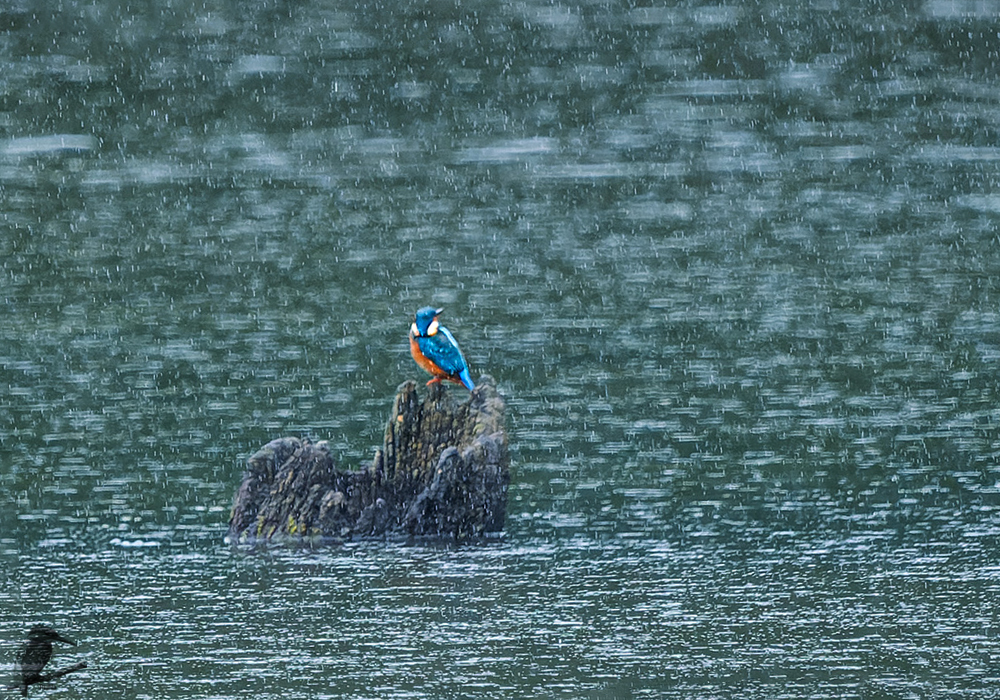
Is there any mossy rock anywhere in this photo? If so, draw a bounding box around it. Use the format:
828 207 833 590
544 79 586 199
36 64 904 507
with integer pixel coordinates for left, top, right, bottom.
227 376 509 542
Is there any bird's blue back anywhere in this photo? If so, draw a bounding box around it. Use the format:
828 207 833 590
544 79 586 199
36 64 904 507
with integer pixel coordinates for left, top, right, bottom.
416 326 468 375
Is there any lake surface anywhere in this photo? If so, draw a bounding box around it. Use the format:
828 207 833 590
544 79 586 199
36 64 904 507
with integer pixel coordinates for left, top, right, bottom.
3 0 1000 696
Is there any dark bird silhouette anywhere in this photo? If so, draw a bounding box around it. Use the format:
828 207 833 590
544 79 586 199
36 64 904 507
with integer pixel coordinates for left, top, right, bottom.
17 625 75 696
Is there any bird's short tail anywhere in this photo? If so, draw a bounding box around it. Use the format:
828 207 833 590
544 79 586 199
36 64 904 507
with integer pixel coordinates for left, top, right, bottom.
459 368 475 391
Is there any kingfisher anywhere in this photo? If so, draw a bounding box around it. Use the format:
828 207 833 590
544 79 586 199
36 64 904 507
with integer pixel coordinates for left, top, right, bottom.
409 306 475 390
18 625 75 696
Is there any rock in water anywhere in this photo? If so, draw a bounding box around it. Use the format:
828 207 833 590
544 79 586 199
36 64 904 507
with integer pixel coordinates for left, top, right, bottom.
227 375 509 542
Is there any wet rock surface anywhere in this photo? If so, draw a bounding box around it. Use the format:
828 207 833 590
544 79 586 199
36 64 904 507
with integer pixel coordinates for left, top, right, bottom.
228 376 509 542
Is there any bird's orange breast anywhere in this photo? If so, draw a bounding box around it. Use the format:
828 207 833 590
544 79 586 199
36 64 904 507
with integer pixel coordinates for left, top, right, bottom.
410 333 446 377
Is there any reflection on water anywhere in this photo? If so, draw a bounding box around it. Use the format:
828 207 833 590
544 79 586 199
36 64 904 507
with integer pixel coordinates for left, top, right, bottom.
2 538 998 698
3 0 1000 696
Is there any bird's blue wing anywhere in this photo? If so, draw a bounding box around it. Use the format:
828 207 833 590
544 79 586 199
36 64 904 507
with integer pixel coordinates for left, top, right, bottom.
418 326 469 375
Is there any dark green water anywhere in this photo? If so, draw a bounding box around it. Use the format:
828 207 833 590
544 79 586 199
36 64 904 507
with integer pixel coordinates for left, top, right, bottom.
3 0 1000 696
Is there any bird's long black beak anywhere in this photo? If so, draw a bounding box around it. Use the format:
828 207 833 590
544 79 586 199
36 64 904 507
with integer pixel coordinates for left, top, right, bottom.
54 634 76 646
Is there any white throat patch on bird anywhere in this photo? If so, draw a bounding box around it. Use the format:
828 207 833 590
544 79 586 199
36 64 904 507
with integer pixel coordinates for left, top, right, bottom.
411 320 440 337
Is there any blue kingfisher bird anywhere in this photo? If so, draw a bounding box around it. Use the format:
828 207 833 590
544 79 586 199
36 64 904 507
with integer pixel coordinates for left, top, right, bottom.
409 306 475 390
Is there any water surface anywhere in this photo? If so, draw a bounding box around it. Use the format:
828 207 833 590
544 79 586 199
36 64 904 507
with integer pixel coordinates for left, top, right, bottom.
3 0 1000 696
